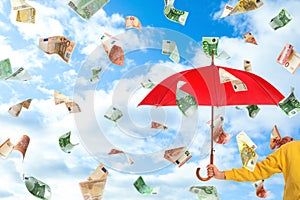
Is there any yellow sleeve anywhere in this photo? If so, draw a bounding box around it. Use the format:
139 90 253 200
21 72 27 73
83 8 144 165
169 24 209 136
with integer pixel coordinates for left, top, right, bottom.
224 147 283 182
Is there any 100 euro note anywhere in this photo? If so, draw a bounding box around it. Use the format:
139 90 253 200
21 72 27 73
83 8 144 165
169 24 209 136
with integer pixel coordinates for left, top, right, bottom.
68 0 110 20
163 0 189 25
0 58 12 79
189 186 220 200
236 131 258 172
39 36 76 63
133 176 159 195
278 87 300 118
162 40 180 63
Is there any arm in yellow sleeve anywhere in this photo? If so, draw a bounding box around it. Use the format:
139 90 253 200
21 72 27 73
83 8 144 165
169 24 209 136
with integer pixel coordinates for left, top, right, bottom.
224 147 283 182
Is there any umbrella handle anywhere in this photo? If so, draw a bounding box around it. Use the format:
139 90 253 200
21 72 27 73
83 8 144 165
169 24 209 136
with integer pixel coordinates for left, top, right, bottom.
196 151 214 181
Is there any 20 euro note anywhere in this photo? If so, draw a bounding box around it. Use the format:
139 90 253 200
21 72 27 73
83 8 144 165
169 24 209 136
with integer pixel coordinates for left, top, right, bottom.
39 36 76 63
278 87 300 118
277 44 300 74
236 131 258 172
68 0 110 20
100 32 124 66
162 40 180 63
189 186 220 200
164 146 192 167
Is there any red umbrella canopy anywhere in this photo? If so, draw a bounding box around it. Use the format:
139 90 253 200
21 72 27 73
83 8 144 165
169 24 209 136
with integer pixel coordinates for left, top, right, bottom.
138 65 284 107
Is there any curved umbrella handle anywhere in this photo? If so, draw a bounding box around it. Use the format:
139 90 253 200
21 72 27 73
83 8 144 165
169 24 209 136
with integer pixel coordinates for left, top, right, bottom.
196 167 212 181
196 150 214 181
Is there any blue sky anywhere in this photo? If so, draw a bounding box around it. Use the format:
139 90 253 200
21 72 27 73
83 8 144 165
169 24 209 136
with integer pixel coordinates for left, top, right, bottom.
1 0 300 199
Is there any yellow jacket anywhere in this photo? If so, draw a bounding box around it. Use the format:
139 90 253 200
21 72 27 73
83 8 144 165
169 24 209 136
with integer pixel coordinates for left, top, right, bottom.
225 141 300 200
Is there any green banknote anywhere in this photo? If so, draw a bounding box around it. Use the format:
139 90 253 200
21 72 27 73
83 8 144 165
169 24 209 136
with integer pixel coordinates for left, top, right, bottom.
202 37 219 56
176 82 198 117
25 176 51 200
140 79 155 89
0 58 12 79
133 176 159 195
59 131 78 153
269 8 292 30
68 0 110 20
163 0 189 25
246 104 260 118
90 66 102 83
278 87 300 118
189 186 220 200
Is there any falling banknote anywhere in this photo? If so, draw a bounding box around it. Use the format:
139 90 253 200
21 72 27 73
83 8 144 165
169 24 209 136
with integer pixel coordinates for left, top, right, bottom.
0 139 14 159
108 148 134 165
202 37 219 56
254 180 269 198
8 98 32 117
164 146 192 167
243 32 258 45
100 32 124 66
278 87 300 118
216 51 231 60
90 66 102 83
151 121 168 130
13 135 30 160
58 131 79 153
5 67 32 81
189 186 220 200
277 44 300 74
133 176 159 195
68 0 110 20
219 68 247 92
104 105 123 122
162 40 180 63
206 114 232 144
176 82 198 117
228 0 263 16
125 16 142 31
220 4 233 18
270 125 281 150
39 36 76 63
236 131 258 172
269 8 292 30
79 163 108 200
164 0 189 25
10 0 36 23
244 60 252 72
54 90 81 113
140 79 155 89
246 104 260 118
0 58 13 79
24 176 51 200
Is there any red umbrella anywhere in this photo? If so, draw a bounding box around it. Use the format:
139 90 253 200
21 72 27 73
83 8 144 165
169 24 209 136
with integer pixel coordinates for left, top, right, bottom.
138 61 284 181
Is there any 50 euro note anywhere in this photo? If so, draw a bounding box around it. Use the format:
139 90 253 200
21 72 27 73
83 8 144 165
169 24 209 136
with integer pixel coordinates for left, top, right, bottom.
39 36 76 63
108 148 134 165
243 32 258 45
277 44 300 74
0 138 14 159
54 90 81 113
68 0 110 20
125 16 142 31
164 146 192 167
100 32 124 66
8 98 32 117
162 40 180 63
236 131 258 172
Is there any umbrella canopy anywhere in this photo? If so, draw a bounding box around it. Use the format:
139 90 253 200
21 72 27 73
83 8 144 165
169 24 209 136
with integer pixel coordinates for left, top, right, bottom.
138 64 284 181
138 65 284 107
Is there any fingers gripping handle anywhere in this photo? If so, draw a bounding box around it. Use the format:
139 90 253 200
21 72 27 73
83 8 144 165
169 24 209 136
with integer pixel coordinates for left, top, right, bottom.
196 150 214 181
